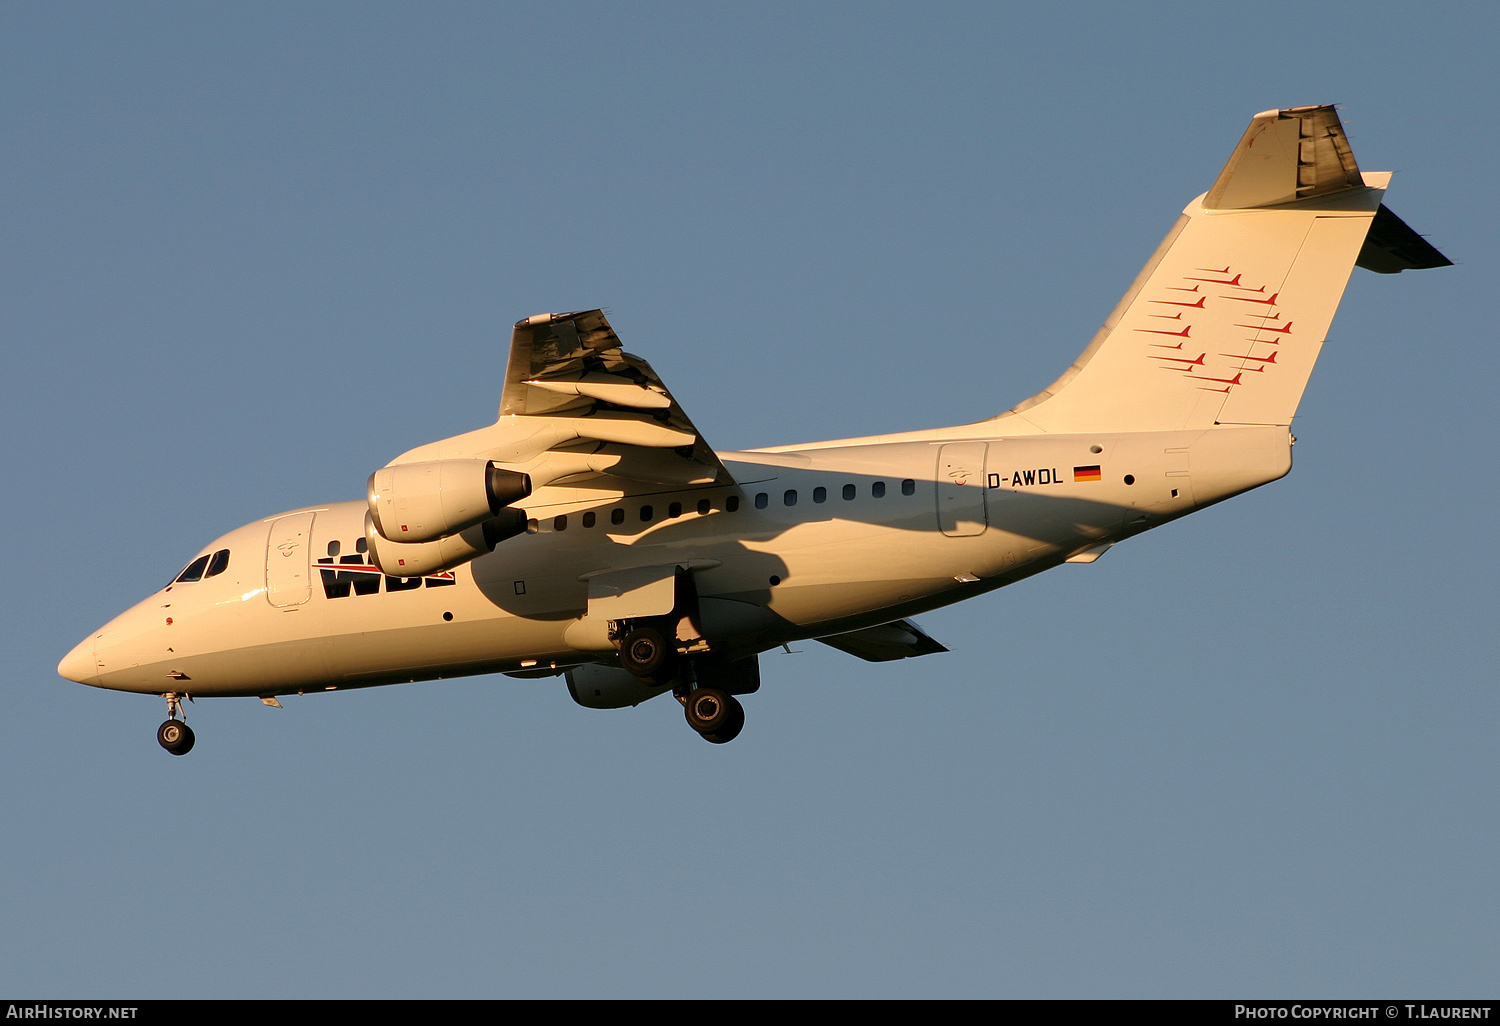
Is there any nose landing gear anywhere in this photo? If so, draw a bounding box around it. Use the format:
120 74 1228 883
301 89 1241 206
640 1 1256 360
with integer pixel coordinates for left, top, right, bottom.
157 719 195 755
156 692 195 756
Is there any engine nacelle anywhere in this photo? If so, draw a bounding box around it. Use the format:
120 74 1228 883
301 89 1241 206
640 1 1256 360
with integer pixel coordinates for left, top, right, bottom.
367 459 531 544
565 663 673 710
364 508 526 576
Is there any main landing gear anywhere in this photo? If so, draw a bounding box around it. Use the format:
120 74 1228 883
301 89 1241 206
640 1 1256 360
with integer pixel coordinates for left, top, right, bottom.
618 626 678 684
682 687 744 745
157 692 195 756
617 625 747 744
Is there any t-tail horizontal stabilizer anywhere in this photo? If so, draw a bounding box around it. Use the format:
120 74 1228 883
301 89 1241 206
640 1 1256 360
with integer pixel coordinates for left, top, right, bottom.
1003 105 1450 435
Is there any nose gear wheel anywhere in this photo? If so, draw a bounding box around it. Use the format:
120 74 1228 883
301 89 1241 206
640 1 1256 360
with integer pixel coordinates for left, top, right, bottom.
156 691 196 755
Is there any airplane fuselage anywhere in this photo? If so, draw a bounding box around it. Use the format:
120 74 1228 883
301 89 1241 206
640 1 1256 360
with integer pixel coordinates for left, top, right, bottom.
64 425 1289 699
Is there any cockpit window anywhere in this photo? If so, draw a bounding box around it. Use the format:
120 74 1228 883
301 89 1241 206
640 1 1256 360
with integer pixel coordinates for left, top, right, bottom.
176 554 212 583
172 548 230 585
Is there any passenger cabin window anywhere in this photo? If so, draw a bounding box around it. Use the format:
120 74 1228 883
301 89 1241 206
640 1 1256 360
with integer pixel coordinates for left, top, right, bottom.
727 495 740 512
754 493 768 509
842 484 856 500
583 511 596 528
813 486 826 503
554 515 567 531
611 508 625 525
668 502 682 518
640 505 654 522
901 478 915 496
872 481 886 498
784 489 797 506
697 498 711 515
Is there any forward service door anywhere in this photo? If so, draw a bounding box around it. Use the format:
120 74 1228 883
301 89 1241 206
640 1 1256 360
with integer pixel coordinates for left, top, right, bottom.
266 512 316 607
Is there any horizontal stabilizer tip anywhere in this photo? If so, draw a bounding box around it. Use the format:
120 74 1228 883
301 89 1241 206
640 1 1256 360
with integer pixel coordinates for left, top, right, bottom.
1356 204 1453 273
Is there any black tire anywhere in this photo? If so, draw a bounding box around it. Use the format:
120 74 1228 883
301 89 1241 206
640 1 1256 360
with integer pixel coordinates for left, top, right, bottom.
619 627 678 683
685 688 740 736
157 719 196 756
699 696 746 744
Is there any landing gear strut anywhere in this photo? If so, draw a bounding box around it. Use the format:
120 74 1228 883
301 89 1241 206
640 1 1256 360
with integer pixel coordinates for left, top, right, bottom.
157 692 195 756
683 687 745 744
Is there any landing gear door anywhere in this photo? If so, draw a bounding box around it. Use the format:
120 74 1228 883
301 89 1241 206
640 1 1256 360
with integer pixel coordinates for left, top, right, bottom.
584 565 679 620
266 512 316 607
937 442 989 537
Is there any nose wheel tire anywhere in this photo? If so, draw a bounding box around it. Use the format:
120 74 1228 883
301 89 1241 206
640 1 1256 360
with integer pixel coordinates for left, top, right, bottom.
684 688 745 744
157 719 195 756
619 627 678 684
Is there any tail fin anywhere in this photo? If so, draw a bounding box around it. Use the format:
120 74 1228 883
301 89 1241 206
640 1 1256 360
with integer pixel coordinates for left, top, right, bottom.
1003 105 1448 434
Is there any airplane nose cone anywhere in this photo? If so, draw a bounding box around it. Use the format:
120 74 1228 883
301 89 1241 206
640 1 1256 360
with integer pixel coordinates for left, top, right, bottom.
58 634 99 684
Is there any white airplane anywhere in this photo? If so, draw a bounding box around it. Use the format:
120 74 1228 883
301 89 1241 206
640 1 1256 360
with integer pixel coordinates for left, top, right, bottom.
59 105 1449 753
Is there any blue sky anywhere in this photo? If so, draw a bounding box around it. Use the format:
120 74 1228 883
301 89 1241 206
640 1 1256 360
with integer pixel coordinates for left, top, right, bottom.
3 2 1495 997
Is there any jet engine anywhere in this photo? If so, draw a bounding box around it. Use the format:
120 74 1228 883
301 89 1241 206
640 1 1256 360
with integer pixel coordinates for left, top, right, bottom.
565 663 674 709
367 459 531 544
364 507 527 576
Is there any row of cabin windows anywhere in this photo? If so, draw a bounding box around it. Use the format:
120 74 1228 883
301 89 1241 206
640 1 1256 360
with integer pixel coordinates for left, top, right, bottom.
172 548 231 585
534 495 742 533
754 478 915 509
529 478 918 532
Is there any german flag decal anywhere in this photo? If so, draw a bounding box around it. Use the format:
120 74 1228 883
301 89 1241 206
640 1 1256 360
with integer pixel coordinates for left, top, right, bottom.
1073 465 1102 483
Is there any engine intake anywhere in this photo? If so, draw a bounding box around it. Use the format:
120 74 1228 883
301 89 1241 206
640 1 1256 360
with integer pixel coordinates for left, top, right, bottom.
368 459 531 544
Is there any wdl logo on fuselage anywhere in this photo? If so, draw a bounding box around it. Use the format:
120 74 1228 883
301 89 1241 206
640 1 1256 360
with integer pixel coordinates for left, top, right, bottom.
316 556 456 599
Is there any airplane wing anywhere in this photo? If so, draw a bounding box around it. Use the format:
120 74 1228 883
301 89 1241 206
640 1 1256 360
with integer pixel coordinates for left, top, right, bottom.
389 309 731 488
815 619 949 662
499 309 731 486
